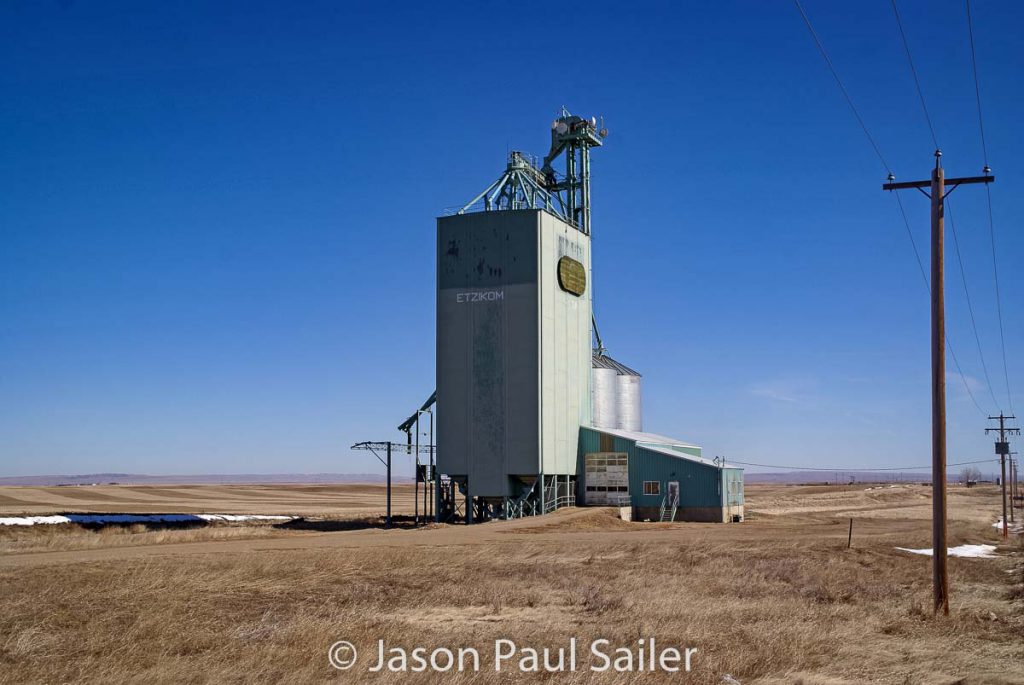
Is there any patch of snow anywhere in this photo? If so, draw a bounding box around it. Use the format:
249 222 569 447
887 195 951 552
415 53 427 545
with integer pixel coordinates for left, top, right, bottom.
0 515 72 526
0 513 295 526
896 544 998 559
991 518 1024 534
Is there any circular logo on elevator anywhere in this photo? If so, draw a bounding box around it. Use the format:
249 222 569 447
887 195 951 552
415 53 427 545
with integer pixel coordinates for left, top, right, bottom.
557 256 586 296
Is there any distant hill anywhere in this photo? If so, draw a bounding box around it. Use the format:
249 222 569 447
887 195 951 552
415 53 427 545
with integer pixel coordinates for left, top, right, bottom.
1 471 996 487
743 471 996 485
0 473 413 487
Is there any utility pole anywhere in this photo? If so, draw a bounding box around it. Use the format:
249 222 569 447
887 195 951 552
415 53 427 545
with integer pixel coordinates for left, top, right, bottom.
986 414 1020 537
351 441 396 529
1014 454 1020 514
1010 451 1018 522
883 150 994 615
414 425 419 525
1011 456 1019 509
428 409 435 521
386 442 392 528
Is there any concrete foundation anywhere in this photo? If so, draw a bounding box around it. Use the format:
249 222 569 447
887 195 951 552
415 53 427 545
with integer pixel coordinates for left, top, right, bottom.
633 505 745 523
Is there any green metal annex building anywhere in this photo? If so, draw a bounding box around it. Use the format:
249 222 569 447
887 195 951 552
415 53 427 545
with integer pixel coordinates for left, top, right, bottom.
578 427 744 522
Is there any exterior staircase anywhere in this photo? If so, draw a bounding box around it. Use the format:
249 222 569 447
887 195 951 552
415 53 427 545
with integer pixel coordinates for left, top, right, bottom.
659 495 678 522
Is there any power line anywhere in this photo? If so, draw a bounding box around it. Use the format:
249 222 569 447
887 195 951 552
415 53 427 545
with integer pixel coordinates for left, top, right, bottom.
793 0 891 173
965 0 1014 413
893 178 988 418
946 198 1001 411
893 191 928 287
965 0 989 165
891 0 939 148
947 332 988 417
729 457 996 472
887 1 998 417
883 154 997 618
985 184 1013 413
806 4 998 617
795 0 989 418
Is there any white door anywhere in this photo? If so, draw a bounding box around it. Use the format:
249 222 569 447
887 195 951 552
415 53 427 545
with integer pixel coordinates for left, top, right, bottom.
667 481 680 508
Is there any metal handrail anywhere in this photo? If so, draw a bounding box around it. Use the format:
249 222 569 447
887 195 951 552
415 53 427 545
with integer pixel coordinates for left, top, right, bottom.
542 494 576 515
659 494 679 522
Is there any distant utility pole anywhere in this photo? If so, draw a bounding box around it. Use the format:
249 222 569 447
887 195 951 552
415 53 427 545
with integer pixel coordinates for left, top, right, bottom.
1015 456 1020 513
1011 458 1019 511
986 414 1020 537
883 150 994 616
1010 451 1019 522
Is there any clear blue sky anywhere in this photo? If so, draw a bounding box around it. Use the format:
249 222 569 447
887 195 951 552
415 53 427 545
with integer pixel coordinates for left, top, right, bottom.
2 1 1021 477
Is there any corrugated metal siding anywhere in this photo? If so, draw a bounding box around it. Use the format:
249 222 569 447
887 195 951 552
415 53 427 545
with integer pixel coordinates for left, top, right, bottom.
438 210 589 497
591 367 619 429
437 211 540 495
632 446 721 508
616 374 642 432
722 468 744 506
579 427 730 509
538 212 592 478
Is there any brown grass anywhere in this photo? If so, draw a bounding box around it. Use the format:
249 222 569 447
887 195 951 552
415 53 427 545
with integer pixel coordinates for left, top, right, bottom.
0 483 420 517
0 522 288 555
0 484 1022 684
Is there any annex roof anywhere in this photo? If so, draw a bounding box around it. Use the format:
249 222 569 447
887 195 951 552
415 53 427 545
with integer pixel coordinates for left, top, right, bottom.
586 426 739 470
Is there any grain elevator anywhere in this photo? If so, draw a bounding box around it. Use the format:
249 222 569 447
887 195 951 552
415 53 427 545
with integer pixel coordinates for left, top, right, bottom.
411 109 742 524
434 112 602 522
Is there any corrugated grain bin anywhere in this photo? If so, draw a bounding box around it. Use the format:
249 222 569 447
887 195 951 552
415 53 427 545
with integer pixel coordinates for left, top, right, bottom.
591 366 619 429
617 373 642 432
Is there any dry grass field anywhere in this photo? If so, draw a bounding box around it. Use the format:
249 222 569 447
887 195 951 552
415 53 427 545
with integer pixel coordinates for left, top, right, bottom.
1 482 1022 684
0 483 419 517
